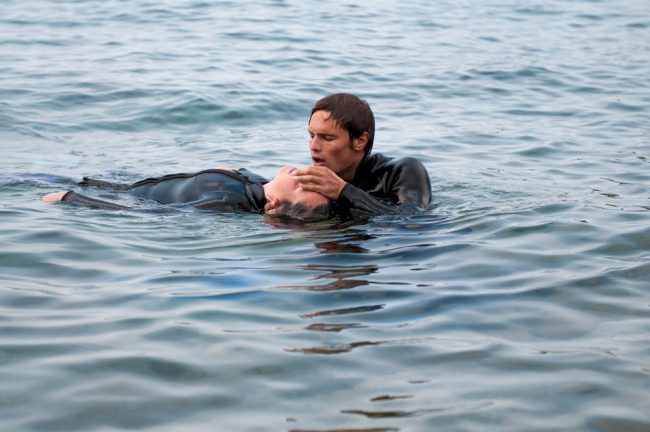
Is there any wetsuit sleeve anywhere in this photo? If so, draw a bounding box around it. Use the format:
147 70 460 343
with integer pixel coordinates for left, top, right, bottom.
78 177 130 190
338 184 399 215
236 168 269 184
61 191 129 210
338 157 432 215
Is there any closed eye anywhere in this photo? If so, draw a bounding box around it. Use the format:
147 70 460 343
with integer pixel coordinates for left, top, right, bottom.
309 130 337 142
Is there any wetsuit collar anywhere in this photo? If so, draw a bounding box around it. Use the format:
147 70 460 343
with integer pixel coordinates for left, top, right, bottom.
351 153 378 186
245 183 267 213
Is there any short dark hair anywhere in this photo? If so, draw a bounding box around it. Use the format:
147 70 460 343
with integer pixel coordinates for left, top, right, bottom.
310 93 375 156
273 200 332 221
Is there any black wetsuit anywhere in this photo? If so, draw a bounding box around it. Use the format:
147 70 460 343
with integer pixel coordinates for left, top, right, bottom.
339 153 432 215
58 155 431 216
61 168 268 213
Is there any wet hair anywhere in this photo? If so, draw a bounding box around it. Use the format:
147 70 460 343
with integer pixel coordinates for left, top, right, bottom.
273 200 332 221
310 93 375 156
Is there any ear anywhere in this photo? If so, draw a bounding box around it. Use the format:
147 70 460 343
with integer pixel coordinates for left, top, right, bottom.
264 198 281 213
352 132 368 152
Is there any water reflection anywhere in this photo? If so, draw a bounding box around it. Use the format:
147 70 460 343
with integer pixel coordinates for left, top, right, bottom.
285 335 454 358
299 304 384 319
341 409 422 419
305 264 378 280
312 231 376 254
222 322 365 335
277 278 367 292
370 395 414 402
341 402 494 419
262 216 370 232
264 216 375 254
274 264 378 292
285 340 383 355
289 427 399 432
304 323 366 332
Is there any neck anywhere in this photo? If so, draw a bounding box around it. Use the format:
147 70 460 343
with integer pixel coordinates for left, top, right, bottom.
262 182 272 200
340 152 365 182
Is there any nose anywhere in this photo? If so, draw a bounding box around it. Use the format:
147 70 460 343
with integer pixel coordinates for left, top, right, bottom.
309 136 321 152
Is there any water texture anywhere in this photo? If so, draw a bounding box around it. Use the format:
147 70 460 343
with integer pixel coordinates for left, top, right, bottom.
1 1 649 431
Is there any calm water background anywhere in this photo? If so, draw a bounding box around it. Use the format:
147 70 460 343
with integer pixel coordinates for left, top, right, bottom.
1 0 649 431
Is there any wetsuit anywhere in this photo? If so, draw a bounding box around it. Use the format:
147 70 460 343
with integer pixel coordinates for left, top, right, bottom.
60 168 268 213
338 153 432 215
58 155 431 216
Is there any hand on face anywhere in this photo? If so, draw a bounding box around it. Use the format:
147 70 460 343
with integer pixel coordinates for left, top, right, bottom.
292 166 346 200
264 166 331 214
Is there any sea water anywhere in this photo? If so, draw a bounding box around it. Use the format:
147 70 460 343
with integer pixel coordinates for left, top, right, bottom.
1 1 649 431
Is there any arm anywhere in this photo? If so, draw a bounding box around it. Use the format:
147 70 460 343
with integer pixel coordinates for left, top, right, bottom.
42 191 129 210
296 157 432 215
337 183 399 215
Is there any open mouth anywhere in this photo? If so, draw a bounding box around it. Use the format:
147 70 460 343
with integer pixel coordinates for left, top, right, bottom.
312 156 326 166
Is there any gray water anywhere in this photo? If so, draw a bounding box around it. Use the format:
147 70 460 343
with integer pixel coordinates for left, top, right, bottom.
1 1 649 431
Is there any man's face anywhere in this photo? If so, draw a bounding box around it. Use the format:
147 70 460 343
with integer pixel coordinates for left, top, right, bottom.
267 166 329 209
308 110 365 182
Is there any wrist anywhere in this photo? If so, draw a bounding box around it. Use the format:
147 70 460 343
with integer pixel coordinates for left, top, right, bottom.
336 182 350 200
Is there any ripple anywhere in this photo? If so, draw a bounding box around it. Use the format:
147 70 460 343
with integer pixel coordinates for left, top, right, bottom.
290 428 398 432
342 401 494 419
2 0 650 430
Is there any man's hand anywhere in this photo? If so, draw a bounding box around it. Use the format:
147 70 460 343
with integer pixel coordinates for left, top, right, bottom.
293 166 347 200
42 191 68 203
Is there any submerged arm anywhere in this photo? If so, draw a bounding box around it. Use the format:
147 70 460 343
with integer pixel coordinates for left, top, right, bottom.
42 191 129 210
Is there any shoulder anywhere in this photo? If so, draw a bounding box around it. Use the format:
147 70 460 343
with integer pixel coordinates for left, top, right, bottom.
387 156 431 197
387 156 429 176
356 153 393 176
365 152 392 167
392 156 423 166
367 153 426 169
356 153 430 181
234 168 269 184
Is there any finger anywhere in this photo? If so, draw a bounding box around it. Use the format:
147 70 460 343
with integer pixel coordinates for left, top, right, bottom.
293 170 320 180
298 182 324 194
298 181 320 190
294 168 315 176
294 174 321 185
296 166 332 176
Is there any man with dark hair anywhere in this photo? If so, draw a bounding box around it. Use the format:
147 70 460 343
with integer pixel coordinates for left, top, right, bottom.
294 93 432 215
42 166 332 221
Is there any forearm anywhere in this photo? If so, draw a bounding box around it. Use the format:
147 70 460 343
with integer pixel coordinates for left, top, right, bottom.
61 191 129 210
337 184 398 215
338 158 432 215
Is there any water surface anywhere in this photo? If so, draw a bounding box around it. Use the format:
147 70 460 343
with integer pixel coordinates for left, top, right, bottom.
1 1 649 431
